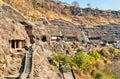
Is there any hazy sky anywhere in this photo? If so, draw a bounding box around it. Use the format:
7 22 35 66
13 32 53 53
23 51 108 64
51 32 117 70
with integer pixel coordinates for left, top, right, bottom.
59 0 120 11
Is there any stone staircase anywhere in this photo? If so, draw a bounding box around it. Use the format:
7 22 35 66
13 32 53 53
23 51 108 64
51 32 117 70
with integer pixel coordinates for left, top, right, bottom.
20 48 34 79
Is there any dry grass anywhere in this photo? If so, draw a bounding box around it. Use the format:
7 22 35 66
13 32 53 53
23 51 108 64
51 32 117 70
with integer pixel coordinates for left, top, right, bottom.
2 0 120 25
74 16 120 26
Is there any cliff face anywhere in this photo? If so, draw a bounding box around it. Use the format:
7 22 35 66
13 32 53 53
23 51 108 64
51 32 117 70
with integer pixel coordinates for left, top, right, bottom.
0 6 25 21
44 0 120 18
35 0 120 25
0 1 28 76
2 0 120 26
0 0 120 79
0 18 28 77
0 1 61 78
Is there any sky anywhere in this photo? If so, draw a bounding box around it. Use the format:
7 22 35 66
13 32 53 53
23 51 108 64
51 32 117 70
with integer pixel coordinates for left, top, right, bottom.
58 0 120 11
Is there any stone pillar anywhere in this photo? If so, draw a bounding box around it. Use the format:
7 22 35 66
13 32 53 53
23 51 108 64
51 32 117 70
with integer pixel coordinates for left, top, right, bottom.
22 41 25 48
15 40 16 49
17 40 20 48
19 41 22 48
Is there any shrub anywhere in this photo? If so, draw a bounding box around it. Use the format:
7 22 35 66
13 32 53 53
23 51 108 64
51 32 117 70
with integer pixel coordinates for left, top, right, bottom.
95 71 105 79
91 70 96 77
100 49 109 58
91 70 106 79
109 47 117 54
32 0 37 8
92 51 101 60
50 51 97 74
73 51 95 74
73 51 88 68
50 53 74 68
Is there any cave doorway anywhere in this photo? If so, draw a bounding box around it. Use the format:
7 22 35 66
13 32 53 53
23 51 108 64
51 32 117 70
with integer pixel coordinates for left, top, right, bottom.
9 40 25 49
41 35 47 42
11 40 15 48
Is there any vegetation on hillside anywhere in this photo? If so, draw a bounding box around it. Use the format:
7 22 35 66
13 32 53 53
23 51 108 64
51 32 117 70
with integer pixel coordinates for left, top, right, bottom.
49 47 120 79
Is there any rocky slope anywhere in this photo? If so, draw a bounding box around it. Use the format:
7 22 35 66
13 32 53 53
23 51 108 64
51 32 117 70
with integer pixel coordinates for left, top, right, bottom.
0 3 29 77
34 48 61 79
0 17 28 77
0 0 62 79
0 0 120 79
2 0 120 26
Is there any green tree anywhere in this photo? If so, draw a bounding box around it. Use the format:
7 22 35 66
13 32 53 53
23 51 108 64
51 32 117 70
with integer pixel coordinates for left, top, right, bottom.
50 53 74 68
73 51 95 74
32 0 37 9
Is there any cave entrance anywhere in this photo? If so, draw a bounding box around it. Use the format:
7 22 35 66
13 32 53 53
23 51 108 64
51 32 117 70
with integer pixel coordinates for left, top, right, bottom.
66 36 78 42
41 35 47 42
9 40 25 49
11 40 15 48
20 21 34 44
89 37 101 40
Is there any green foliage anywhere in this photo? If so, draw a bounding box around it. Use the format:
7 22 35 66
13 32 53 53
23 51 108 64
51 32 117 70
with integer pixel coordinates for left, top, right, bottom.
91 70 106 79
95 62 116 79
50 50 96 74
100 49 109 58
109 47 116 54
50 53 75 68
32 0 37 8
73 51 95 74
73 51 88 67
92 51 101 60
106 75 115 79
49 48 118 77
91 70 96 77
100 49 106 56
95 71 106 79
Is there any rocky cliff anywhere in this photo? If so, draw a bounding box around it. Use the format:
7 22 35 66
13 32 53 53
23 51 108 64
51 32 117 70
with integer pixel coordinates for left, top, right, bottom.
2 0 120 26
43 0 120 17
0 0 120 79
0 17 28 77
0 0 61 78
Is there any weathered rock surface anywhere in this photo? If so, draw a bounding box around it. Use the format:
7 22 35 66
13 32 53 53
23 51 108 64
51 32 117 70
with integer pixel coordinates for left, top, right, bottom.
0 0 120 79
0 18 28 77
2 0 120 26
34 50 61 79
0 6 25 21
0 4 61 79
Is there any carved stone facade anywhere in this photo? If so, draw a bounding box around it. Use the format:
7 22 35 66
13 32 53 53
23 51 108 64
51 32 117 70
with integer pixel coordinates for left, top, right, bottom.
80 24 120 45
9 40 25 49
